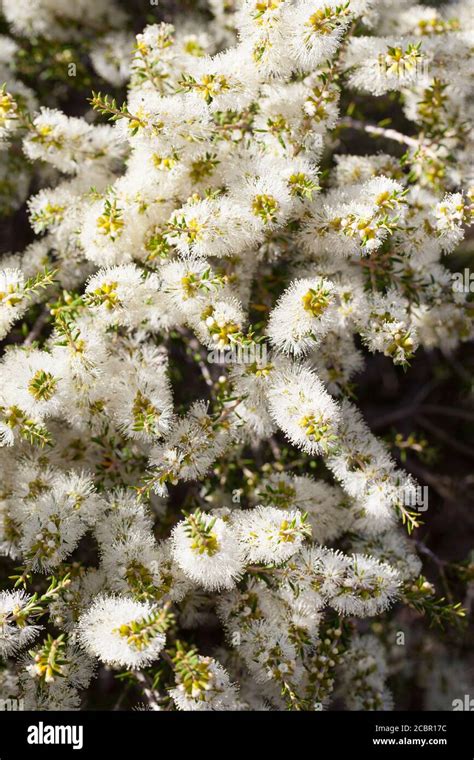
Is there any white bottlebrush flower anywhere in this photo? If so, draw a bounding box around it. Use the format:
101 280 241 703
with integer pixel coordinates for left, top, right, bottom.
117 534 193 603
0 497 22 559
232 506 311 564
0 590 41 657
131 22 215 94
332 153 402 186
48 568 107 632
23 109 124 174
165 196 255 259
148 401 231 494
238 618 305 687
191 296 246 350
308 546 353 600
105 348 174 441
267 363 340 454
161 260 228 318
11 471 100 573
287 0 353 70
84 264 163 328
434 192 471 252
0 346 66 421
344 36 429 96
351 530 422 581
0 268 27 340
27 183 77 235
94 489 155 547
0 86 22 142
229 356 276 439
232 169 294 233
77 596 167 669
170 655 241 710
178 48 258 112
268 277 338 355
325 399 416 535
257 472 353 544
308 332 365 395
171 510 245 591
90 32 134 86
2 0 126 41
360 290 419 365
342 634 393 711
19 492 87 572
329 553 401 616
23 640 94 691
237 1 294 79
282 546 401 616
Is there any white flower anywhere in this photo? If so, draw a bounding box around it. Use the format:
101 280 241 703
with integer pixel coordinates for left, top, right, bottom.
77 596 167 669
268 277 338 355
267 363 340 455
172 511 245 590
345 36 429 96
342 634 393 710
329 553 401 616
351 530 422 581
232 506 311 564
19 488 88 572
90 32 134 86
2 0 126 41
257 472 352 543
0 346 66 420
170 656 240 710
0 268 27 340
0 590 41 657
288 0 353 70
434 192 470 252
105 347 174 441
148 401 231 494
23 109 124 173
192 296 246 350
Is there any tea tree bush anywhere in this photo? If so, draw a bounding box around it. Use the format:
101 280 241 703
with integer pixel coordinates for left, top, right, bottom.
0 0 472 711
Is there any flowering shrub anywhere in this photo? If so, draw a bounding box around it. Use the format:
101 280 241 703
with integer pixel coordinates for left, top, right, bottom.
0 0 472 711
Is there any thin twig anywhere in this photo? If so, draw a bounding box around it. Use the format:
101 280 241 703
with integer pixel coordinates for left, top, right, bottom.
24 309 50 345
420 404 474 423
113 683 131 711
189 337 214 387
406 460 457 503
415 541 453 602
160 649 174 668
416 415 474 461
369 405 418 431
339 117 440 162
134 672 161 711
269 437 282 460
415 541 447 567
368 378 443 430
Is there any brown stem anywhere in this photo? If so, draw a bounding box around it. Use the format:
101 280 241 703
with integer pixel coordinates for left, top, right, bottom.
24 310 50 345
416 415 474 460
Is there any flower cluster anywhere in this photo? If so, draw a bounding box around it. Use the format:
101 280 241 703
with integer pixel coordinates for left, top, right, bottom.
0 0 471 711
